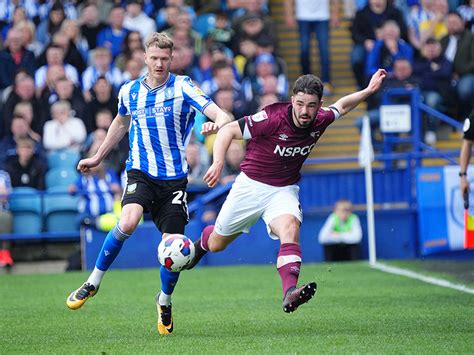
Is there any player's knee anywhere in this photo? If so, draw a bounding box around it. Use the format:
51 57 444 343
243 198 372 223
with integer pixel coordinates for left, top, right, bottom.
208 236 227 252
281 217 300 243
118 219 139 235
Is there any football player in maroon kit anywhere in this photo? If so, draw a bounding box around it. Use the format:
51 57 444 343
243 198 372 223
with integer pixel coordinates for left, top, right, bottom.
188 69 387 313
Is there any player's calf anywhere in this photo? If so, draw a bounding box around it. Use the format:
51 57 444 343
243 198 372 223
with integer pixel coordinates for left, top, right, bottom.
185 225 214 270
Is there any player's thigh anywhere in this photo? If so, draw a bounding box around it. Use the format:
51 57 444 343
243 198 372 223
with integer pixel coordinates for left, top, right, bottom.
121 170 155 232
150 178 189 235
122 170 155 208
215 174 263 236
262 185 302 240
119 203 144 234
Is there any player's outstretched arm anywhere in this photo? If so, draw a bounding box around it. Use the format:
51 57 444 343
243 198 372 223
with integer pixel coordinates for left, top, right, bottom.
460 139 473 196
331 69 387 117
203 121 243 187
77 114 131 173
201 103 233 136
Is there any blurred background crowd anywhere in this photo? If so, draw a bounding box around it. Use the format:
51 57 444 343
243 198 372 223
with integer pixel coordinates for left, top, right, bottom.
0 0 472 267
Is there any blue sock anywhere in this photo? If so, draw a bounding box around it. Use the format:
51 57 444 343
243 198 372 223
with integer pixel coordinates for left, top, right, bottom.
160 266 180 295
95 225 130 271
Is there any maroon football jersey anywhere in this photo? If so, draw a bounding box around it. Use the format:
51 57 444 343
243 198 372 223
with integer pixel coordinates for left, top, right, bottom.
241 102 335 186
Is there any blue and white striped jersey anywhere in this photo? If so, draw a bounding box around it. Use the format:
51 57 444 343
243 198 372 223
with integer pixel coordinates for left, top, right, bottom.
76 169 120 217
118 73 213 180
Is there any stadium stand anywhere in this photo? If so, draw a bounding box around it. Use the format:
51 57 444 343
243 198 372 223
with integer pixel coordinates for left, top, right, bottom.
9 187 42 234
0 0 471 267
46 149 80 170
43 186 79 233
45 167 79 189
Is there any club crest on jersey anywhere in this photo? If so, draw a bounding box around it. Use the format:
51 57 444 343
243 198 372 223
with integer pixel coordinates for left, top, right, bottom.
127 183 137 194
164 88 174 99
279 134 288 141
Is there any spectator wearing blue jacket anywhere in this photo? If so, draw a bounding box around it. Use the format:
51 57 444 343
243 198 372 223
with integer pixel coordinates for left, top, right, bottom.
413 37 455 144
365 20 414 78
0 27 35 90
96 6 129 60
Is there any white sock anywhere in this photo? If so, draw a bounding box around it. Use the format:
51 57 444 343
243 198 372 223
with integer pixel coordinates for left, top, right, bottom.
86 267 105 288
158 292 171 306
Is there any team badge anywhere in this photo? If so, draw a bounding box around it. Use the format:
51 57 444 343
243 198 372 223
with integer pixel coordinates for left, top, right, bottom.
127 183 137 194
165 88 174 99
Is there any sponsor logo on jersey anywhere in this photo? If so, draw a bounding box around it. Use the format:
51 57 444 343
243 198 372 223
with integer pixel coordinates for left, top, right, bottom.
279 134 288 141
131 107 172 116
273 143 315 157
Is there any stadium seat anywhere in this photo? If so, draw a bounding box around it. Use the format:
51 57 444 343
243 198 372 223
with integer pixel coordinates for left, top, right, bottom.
192 13 216 37
47 150 80 170
9 187 43 234
43 186 80 233
45 168 79 189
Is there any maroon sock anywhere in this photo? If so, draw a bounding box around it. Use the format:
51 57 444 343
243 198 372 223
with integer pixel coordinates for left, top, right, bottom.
277 243 302 295
199 225 214 251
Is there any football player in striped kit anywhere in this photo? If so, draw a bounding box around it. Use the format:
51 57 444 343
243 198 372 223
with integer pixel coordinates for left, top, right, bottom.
66 32 232 335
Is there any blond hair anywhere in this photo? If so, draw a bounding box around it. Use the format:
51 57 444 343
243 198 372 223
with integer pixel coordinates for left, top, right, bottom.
144 32 174 51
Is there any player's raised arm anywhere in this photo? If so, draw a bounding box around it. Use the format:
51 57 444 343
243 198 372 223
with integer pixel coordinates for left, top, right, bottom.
77 114 130 173
201 103 233 136
203 120 243 187
331 69 387 117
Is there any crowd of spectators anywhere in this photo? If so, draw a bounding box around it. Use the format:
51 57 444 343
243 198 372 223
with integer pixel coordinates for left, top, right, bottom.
0 0 287 194
0 0 472 253
350 0 473 145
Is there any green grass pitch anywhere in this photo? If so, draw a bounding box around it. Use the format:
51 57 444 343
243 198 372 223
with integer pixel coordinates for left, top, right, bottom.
1 262 473 353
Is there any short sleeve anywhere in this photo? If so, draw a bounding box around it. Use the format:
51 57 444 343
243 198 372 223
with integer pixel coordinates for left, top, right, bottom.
117 85 130 117
181 76 213 113
244 109 275 138
463 117 474 141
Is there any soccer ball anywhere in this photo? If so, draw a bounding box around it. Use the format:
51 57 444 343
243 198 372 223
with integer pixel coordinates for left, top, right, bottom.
158 234 195 272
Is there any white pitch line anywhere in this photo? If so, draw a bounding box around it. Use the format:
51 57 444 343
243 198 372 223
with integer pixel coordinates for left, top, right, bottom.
372 262 474 295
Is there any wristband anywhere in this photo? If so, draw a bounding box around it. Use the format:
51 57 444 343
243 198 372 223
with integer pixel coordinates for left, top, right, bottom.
459 172 467 177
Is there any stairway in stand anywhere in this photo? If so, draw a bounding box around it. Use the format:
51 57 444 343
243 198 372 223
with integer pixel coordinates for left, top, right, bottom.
268 0 460 170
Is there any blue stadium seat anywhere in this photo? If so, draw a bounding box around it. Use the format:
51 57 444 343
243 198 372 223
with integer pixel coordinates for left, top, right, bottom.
47 150 80 170
192 13 216 37
45 168 79 189
43 186 80 233
9 187 43 234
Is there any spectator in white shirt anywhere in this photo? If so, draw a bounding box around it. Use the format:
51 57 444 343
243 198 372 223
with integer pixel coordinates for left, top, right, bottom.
318 199 362 262
123 0 157 42
35 44 79 92
43 100 86 153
